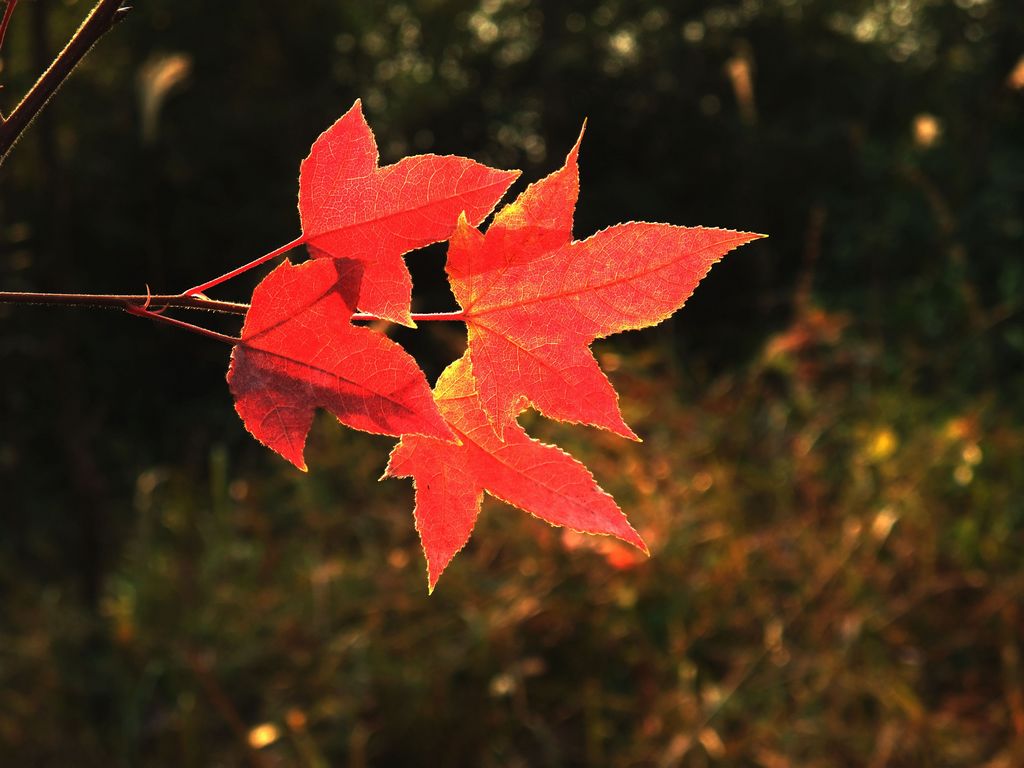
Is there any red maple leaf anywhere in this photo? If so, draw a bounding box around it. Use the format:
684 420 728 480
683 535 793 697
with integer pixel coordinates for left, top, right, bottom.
385 354 647 591
446 127 764 437
299 100 520 326
227 257 452 471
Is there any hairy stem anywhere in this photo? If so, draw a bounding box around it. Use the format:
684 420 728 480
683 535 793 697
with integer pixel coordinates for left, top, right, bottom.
0 291 250 314
0 0 128 162
0 291 466 324
125 305 241 345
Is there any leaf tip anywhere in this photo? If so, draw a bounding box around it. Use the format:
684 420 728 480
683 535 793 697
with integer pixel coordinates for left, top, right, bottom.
623 426 642 443
620 524 649 555
568 120 586 161
426 559 446 594
603 412 641 442
280 443 309 472
380 445 401 481
735 230 769 246
450 210 485 250
636 531 651 555
366 305 416 328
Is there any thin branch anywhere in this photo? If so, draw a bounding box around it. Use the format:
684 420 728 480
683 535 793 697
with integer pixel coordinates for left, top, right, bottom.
0 0 18 70
0 291 467 323
0 290 250 314
0 0 128 163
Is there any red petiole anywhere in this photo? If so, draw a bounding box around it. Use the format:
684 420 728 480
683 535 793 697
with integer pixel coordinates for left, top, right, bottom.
183 235 307 296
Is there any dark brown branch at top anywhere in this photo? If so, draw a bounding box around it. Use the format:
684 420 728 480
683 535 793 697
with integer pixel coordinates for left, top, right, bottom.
0 290 250 315
0 0 129 163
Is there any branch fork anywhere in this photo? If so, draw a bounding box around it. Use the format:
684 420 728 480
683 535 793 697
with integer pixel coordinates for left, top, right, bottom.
0 238 467 343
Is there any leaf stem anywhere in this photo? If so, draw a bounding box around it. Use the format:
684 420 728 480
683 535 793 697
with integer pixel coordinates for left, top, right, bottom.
183 235 307 296
125 305 240 345
0 0 128 163
353 311 466 323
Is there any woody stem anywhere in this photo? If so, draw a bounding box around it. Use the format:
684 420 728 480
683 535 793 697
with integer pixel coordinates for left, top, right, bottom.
0 0 129 162
0 291 249 314
0 291 465 324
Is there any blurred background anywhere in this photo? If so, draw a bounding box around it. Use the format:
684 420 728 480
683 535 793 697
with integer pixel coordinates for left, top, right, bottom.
1 0 1023 765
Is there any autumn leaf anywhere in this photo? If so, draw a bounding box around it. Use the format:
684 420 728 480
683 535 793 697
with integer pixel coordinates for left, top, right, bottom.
446 127 764 437
299 100 520 326
385 354 646 591
227 257 452 471
224 106 761 589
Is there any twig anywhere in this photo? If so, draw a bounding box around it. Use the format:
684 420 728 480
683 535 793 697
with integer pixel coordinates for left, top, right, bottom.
0 289 466 323
0 0 18 69
0 290 250 314
0 0 128 163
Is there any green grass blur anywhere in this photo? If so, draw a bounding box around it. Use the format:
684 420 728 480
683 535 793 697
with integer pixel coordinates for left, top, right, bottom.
1 1 1023 765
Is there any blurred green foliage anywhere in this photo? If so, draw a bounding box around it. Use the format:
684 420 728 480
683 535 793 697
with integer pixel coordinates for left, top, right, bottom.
1 0 1023 765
